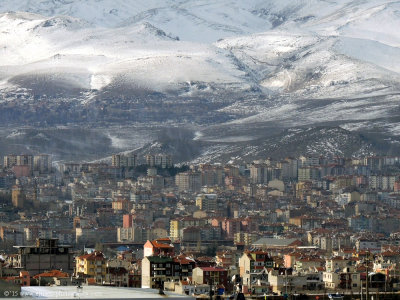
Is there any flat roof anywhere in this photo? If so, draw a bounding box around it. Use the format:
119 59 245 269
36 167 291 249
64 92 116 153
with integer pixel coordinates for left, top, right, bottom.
14 244 73 249
253 237 300 247
21 286 194 299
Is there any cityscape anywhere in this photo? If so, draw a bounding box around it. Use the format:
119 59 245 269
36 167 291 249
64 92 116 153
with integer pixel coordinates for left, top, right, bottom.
1 153 400 298
0 0 400 299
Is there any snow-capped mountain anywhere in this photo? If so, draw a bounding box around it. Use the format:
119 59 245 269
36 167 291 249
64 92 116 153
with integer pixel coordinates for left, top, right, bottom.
0 12 249 96
2 0 400 44
0 0 399 162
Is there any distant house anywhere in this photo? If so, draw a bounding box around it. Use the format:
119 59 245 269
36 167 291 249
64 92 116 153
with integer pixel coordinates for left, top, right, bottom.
141 256 176 289
33 269 70 286
75 251 107 284
141 254 196 289
268 269 323 293
0 271 30 287
323 267 360 290
105 266 129 287
143 238 174 257
294 257 325 272
239 250 273 293
192 266 228 287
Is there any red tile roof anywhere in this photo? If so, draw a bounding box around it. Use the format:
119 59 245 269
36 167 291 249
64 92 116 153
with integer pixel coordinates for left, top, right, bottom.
77 251 105 261
33 270 69 279
151 240 174 249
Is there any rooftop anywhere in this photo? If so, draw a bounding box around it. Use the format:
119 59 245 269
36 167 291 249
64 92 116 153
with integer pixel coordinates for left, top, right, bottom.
33 270 70 279
21 286 194 299
253 237 301 247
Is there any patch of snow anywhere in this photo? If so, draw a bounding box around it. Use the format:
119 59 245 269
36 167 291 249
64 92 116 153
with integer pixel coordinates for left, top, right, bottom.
6 130 25 138
90 74 112 90
193 131 203 141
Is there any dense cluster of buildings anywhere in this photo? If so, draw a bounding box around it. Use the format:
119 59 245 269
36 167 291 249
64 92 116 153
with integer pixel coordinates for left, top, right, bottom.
1 153 400 296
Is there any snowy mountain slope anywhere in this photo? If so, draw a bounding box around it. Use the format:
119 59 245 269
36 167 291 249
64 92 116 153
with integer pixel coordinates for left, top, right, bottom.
1 0 399 43
334 37 400 73
310 1 400 46
212 28 400 131
0 0 274 42
2 8 398 104
0 0 400 161
0 12 250 99
216 31 400 92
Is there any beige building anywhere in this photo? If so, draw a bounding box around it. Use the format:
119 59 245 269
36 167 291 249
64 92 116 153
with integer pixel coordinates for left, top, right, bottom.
234 232 259 246
112 154 137 168
145 154 172 168
170 219 180 241
325 257 349 272
250 164 268 184
3 154 33 170
175 171 201 192
192 267 228 286
117 226 142 242
3 155 18 168
298 167 320 181
104 258 130 286
268 270 323 293
170 217 207 241
12 185 25 209
323 267 360 290
195 193 217 211
33 154 52 173
239 250 274 291
200 165 224 187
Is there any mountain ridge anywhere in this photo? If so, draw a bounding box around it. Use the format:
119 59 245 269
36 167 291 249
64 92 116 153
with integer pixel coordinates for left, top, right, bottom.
0 1 399 162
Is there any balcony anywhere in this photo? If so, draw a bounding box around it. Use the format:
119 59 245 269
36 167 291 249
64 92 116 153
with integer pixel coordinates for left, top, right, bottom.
154 268 166 271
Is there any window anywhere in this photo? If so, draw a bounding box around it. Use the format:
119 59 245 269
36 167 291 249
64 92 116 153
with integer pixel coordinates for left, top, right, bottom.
353 284 357 287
